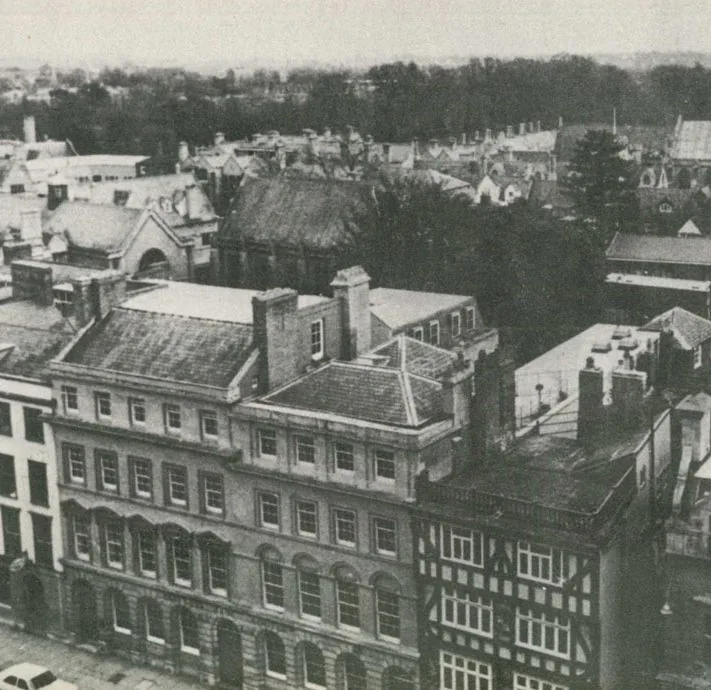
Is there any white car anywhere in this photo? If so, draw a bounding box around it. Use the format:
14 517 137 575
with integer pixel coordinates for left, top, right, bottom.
0 663 77 690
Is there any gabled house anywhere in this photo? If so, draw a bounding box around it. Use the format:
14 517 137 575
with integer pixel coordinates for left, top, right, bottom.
670 117 711 189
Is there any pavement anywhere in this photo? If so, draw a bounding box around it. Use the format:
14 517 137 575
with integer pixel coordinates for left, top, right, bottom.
0 625 203 689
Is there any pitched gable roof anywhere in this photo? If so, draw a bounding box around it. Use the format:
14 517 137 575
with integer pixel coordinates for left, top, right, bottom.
671 120 711 161
606 232 711 267
369 287 471 331
368 334 458 379
63 307 254 388
264 361 444 427
643 307 711 349
219 178 369 250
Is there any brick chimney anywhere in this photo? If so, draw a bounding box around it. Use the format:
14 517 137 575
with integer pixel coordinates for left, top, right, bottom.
178 141 190 163
441 354 474 426
11 261 53 305
331 266 371 360
23 115 36 144
252 288 301 391
611 368 647 430
72 272 127 327
506 125 513 138
3 242 32 265
519 122 526 136
185 185 203 220
578 357 604 442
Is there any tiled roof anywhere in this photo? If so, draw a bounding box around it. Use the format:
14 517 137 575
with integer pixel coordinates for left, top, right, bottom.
643 307 711 349
219 178 369 250
369 287 471 331
264 361 444 427
47 203 144 253
671 120 711 160
0 300 76 379
63 307 254 387
369 335 457 379
606 232 711 266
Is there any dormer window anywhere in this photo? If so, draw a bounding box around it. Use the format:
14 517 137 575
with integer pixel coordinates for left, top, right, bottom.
310 318 324 361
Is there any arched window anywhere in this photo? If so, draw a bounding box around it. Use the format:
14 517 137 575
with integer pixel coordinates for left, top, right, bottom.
372 573 401 642
333 565 360 630
178 607 199 655
301 641 326 688
108 589 130 634
383 666 415 690
164 525 192 588
259 546 284 610
264 631 286 679
141 599 164 643
294 554 321 620
339 653 367 690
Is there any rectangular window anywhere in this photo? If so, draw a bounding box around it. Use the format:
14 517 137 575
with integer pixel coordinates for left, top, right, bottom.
179 609 199 654
112 593 131 634
310 318 324 360
95 392 112 419
336 580 360 629
516 608 570 659
0 454 16 498
164 404 182 432
23 407 44 444
129 397 146 425
61 386 78 414
258 429 277 457
200 410 218 439
262 561 284 609
412 326 424 341
64 444 86 485
374 449 396 482
72 514 90 561
429 320 440 345
440 652 492 690
28 460 48 506
373 517 397 556
202 473 224 515
296 501 317 538
514 673 568 690
298 570 321 619
104 521 124 569
334 442 354 472
207 546 228 596
265 633 287 679
295 435 316 464
465 307 476 331
171 537 192 586
518 542 564 585
696 345 704 369
1 506 21 557
376 590 400 641
259 493 280 530
145 604 164 643
442 587 493 637
451 312 461 338
165 465 188 507
440 525 483 566
0 402 11 435
137 529 157 578
333 508 356 547
97 451 119 493
130 457 152 499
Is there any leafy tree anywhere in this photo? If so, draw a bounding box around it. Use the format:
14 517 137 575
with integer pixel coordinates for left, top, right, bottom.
563 129 639 242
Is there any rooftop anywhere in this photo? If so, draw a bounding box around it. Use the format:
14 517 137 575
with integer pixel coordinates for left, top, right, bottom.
62 306 254 388
369 287 471 331
606 272 711 292
120 280 328 324
643 306 711 349
671 120 711 161
263 360 446 427
368 334 459 379
606 231 711 267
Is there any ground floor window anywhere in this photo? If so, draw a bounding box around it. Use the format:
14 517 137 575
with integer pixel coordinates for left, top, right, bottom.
265 631 287 679
514 672 569 690
440 651 492 690
179 608 199 654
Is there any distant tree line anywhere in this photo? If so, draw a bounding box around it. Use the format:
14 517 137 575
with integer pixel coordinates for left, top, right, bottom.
2 56 711 154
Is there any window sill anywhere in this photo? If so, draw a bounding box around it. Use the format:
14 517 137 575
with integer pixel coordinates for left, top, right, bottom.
181 646 200 657
107 563 124 571
264 603 285 612
266 672 287 681
146 635 165 645
114 626 131 635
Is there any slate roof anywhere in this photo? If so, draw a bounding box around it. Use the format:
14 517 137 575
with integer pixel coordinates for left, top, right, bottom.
606 231 711 266
369 335 457 379
219 178 369 250
63 307 254 388
369 287 471 331
264 361 444 427
643 307 711 349
0 300 76 379
47 203 145 253
671 120 711 161
79 173 206 209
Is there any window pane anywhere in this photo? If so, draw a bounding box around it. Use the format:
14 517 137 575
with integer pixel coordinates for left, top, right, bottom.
31 514 53 567
28 460 48 506
337 581 360 628
377 590 400 640
299 570 321 618
304 645 326 687
23 407 44 444
0 454 16 498
262 561 284 608
259 429 277 456
265 633 286 676
0 402 11 436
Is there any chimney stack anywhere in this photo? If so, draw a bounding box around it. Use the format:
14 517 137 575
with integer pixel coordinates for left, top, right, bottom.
214 132 226 147
519 122 526 136
558 116 564 129
178 141 189 163
23 115 36 144
331 266 371 360
185 185 203 220
506 125 513 138
20 210 42 243
536 120 542 133
578 357 604 442
528 121 534 133
611 368 647 430
10 260 53 306
252 288 301 391
72 272 127 327
485 129 492 141
461 133 467 146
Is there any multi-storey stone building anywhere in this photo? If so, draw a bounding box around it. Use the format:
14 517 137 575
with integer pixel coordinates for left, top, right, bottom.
414 360 674 690
47 266 482 689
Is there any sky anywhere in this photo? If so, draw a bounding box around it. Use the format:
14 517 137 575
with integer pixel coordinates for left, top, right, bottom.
2 0 710 70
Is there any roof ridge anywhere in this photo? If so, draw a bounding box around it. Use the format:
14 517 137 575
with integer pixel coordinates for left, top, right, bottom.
115 306 253 328
399 369 418 426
